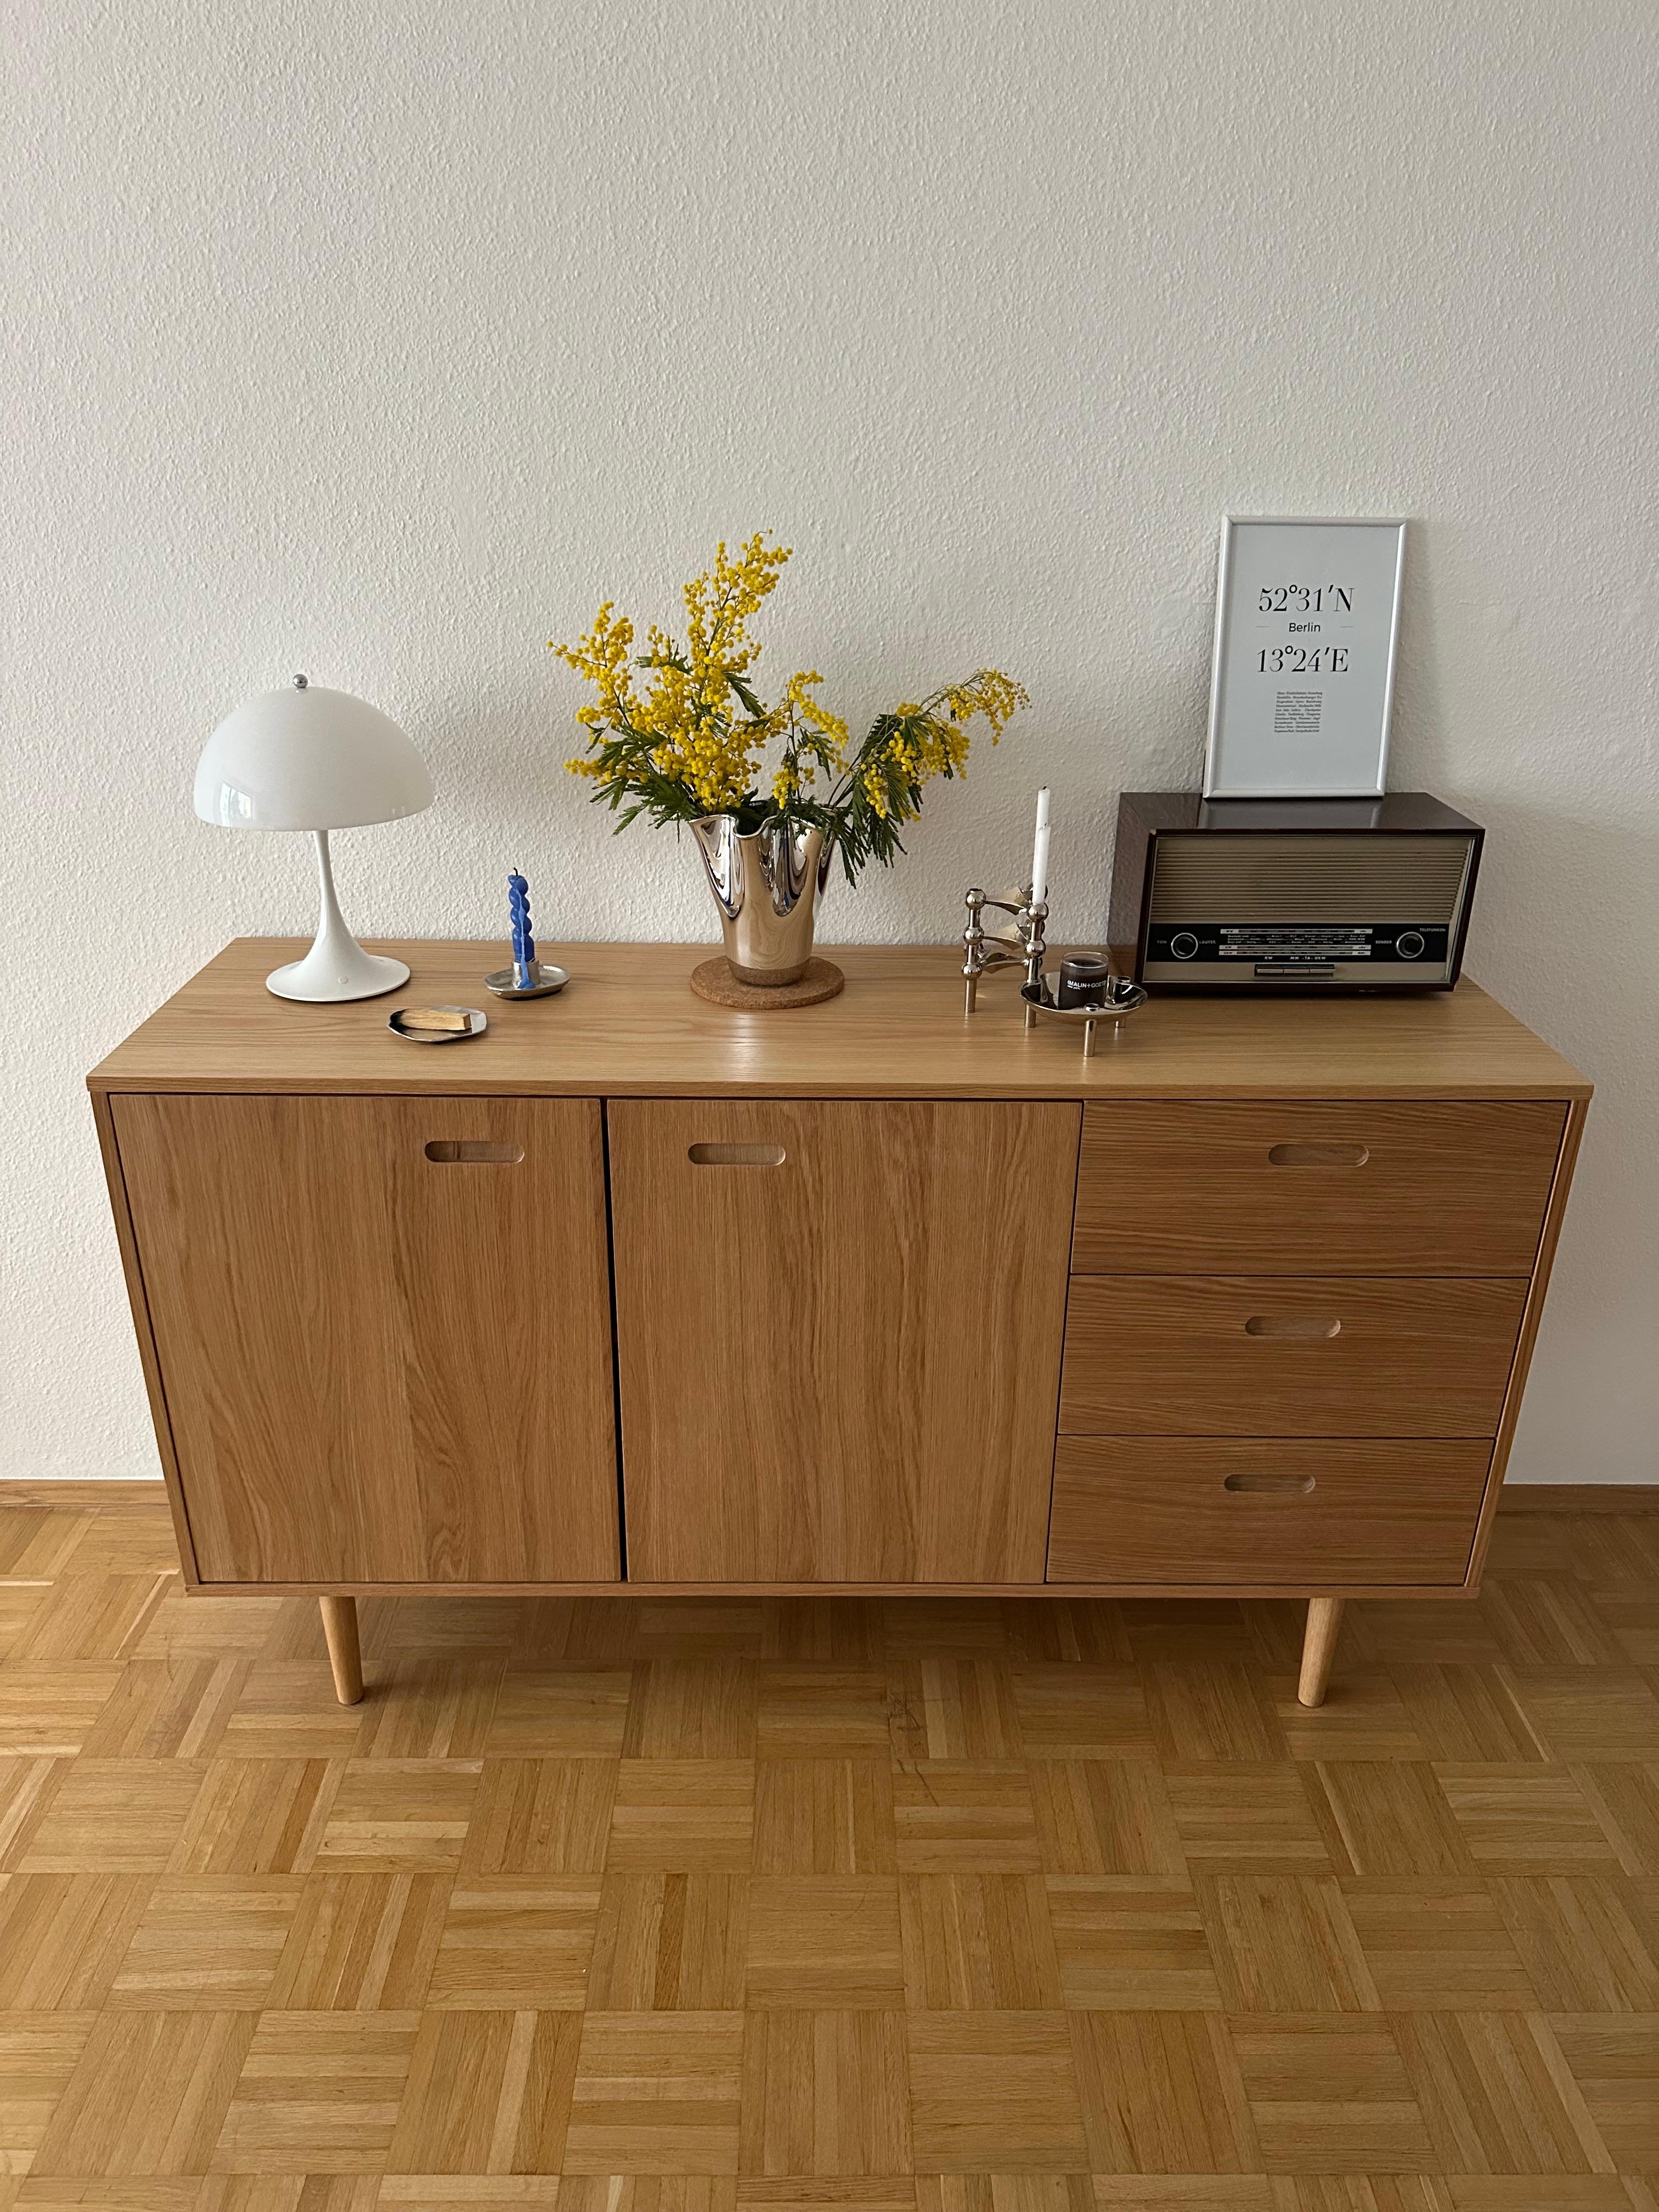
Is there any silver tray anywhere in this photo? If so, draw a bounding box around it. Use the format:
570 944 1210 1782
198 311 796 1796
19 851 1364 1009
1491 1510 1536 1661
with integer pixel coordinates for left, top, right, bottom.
1020 974 1147 1058
484 962 570 1000
388 1005 488 1043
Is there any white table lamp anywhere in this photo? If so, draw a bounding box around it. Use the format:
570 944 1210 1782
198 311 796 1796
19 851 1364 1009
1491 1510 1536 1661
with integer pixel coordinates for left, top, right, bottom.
195 675 435 1001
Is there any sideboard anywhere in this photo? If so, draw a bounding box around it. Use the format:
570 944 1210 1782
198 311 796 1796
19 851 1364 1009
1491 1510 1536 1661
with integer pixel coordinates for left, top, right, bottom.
88 938 1590 1712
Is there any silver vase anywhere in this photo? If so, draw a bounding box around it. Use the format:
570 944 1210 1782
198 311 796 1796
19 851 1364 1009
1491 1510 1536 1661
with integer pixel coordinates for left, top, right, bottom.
691 814 833 985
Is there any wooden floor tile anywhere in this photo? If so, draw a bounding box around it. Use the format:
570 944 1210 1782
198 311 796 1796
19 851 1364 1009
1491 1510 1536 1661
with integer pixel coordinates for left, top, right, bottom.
889 1663 1022 1763
33 2011 256 2175
353 1660 504 1761
741 2012 912 2176
0 1875 152 2008
1145 1666 1285 1765
1228 2016 1434 2175
1488 1877 1659 2010
1313 1764 1474 1878
483 1673 631 1758
131 1589 285 1659
752 1763 896 1876
0 1667 125 1757
1479 1579 1624 1669
387 2011 583 2173
1435 1769 1623 1873
79 1660 246 1763
892 1766 1042 1874
1164 1768 1332 1872
564 2012 745 2174
1070 2011 1257 2172
588 1873 747 2010
209 2011 418 2172
1506 1674 1659 1763
1027 1762 1184 1876
757 1672 890 1760
606 1763 755 1872
376 2176 561 2212
1392 2012 1614 2174
425 1878 602 2008
759 1595 884 1665
314 1762 481 1872
1550 2013 1659 2172
0 2012 95 2165
1045 1878 1220 2011
1340 1880 1539 2011
459 1758 618 1876
1384 1669 1550 1763
907 2012 1085 2172
899 1875 1060 2009
13 1578 174 1666
1196 1875 1379 2012
748 1877 903 2009
219 1667 367 1760
167 1760 338 1876
265 1873 449 2009
1575 1762 1659 1875
622 1662 759 1760
1009 1670 1153 1762
108 1879 300 2008
15 1763 207 1874
1271 1668 1426 1763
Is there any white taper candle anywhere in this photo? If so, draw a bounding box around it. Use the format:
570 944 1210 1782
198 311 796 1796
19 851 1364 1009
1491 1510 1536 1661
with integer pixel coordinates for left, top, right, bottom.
1030 785 1051 906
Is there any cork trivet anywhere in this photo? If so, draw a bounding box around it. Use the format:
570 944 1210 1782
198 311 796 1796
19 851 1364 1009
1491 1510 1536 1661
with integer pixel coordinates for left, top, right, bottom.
690 956 845 1009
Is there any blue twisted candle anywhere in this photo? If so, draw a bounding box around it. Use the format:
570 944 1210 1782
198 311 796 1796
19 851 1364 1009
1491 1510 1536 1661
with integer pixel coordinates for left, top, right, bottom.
508 870 536 986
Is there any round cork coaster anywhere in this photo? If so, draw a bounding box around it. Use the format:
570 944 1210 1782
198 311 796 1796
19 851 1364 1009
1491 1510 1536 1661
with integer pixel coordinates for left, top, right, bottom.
690 956 845 1009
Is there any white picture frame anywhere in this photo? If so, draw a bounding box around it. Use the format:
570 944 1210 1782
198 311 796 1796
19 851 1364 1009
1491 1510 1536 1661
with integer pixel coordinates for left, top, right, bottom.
1203 515 1407 798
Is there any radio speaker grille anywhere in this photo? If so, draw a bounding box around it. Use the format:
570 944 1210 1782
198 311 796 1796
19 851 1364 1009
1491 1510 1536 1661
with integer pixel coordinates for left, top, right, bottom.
1149 834 1472 925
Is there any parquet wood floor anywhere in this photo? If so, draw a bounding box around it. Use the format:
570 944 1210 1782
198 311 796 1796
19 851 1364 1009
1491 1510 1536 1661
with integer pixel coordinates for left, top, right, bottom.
3 1498 1659 2208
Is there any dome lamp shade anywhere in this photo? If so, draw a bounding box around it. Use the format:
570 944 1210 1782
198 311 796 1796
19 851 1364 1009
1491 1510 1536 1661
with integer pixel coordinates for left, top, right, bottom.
194 675 435 1002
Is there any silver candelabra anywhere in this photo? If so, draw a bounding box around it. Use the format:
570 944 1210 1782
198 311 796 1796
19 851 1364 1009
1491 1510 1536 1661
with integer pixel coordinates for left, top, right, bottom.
961 885 1048 1013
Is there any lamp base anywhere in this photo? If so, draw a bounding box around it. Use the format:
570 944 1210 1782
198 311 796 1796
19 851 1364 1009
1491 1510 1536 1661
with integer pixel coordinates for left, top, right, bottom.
267 943 409 1002
265 826 409 1002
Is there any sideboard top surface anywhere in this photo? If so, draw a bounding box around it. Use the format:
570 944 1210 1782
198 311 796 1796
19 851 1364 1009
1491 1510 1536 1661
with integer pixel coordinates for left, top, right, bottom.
88 938 1590 1101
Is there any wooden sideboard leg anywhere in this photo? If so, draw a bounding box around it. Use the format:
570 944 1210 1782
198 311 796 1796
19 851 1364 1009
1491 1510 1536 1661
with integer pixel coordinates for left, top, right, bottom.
319 1595 363 1705
1298 1596 1345 1708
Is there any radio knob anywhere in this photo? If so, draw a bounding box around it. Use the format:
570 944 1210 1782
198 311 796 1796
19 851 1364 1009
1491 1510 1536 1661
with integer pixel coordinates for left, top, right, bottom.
1169 931 1200 961
1396 930 1425 960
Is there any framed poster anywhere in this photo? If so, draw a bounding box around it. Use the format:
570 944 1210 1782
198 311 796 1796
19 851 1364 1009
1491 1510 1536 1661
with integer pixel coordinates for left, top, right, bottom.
1203 515 1406 798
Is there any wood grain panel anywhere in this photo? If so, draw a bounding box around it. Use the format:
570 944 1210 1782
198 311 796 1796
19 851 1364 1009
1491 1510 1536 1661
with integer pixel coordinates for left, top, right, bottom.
112 1095 619 1585
1047 1439 1493 1587
608 1099 1079 1583
1059 1277 1526 1437
1071 1099 1566 1273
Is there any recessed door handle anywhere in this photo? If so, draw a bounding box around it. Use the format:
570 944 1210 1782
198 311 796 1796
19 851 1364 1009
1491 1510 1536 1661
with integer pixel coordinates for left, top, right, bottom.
1243 1314 1342 1339
1224 1472 1317 1494
1268 1141 1369 1167
688 1142 787 1166
424 1141 524 1164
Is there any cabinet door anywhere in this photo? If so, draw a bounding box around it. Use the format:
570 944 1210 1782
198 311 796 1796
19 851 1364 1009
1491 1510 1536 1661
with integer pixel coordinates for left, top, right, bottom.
114 1094 619 1584
607 1098 1079 1583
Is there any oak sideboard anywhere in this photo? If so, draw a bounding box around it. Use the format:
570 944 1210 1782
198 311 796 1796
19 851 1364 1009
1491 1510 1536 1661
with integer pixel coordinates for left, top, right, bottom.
89 938 1590 1712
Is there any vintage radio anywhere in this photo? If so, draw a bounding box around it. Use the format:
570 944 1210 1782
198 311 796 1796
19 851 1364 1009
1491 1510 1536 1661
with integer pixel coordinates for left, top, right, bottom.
1109 791 1483 992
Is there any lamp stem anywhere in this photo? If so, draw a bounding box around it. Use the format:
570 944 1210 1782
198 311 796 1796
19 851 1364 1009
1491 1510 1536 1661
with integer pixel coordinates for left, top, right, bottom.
312 828 350 952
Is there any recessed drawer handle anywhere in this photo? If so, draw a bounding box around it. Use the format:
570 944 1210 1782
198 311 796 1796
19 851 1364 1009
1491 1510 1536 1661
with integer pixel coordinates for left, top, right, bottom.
688 1142 787 1166
424 1141 524 1164
1268 1141 1369 1167
1244 1314 1342 1339
1224 1472 1317 1494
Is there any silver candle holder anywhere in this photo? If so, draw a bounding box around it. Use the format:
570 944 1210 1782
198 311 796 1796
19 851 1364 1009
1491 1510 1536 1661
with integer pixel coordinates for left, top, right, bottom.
961 885 1047 1013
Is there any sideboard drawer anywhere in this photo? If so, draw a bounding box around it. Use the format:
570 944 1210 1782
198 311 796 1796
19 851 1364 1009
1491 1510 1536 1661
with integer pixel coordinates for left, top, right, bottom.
1047 1437 1493 1585
1059 1275 1526 1437
1073 1100 1565 1274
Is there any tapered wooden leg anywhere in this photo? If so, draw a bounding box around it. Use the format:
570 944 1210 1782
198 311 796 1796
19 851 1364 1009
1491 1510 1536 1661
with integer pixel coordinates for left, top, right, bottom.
319 1595 363 1705
1298 1596 1345 1708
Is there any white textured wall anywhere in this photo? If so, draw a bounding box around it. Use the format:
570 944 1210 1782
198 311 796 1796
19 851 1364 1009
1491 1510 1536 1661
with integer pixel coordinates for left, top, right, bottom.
5 2 1656 1484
